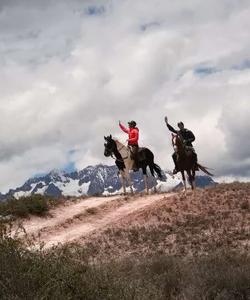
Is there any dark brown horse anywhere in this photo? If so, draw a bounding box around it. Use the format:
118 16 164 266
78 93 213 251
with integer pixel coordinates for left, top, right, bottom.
172 133 213 191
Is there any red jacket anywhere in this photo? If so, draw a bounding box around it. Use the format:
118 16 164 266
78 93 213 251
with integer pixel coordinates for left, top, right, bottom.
119 123 139 145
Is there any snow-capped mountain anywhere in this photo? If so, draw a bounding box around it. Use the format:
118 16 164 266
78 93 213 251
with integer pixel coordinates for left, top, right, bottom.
0 164 216 200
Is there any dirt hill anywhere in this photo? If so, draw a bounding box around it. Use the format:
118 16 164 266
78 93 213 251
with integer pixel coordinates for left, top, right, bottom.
2 182 250 300
14 182 250 261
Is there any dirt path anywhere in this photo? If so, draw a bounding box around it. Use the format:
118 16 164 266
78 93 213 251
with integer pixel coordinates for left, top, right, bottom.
14 195 120 237
17 193 175 248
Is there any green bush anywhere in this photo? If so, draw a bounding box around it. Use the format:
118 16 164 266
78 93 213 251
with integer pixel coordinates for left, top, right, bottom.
0 228 249 300
0 194 54 219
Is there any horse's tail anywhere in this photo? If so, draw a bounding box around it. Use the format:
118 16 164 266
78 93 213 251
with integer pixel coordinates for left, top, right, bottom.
143 148 163 179
151 163 163 179
197 163 214 176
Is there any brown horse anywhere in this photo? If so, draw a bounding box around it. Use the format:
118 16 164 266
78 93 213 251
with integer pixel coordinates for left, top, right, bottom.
172 133 213 191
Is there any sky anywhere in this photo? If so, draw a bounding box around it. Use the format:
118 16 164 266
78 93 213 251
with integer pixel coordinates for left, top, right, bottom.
0 0 250 192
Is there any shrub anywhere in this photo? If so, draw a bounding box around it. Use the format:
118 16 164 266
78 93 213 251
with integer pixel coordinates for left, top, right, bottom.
0 230 249 300
241 200 249 210
86 207 98 215
0 194 54 219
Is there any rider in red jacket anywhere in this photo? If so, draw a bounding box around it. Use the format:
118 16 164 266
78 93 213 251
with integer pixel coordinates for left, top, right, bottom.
119 120 139 171
119 121 139 145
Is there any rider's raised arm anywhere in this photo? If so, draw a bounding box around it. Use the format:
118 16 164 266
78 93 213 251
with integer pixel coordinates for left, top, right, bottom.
119 122 129 134
166 123 178 134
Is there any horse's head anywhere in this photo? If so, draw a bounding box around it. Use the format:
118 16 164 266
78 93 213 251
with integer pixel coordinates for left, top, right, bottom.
172 133 184 152
104 135 117 157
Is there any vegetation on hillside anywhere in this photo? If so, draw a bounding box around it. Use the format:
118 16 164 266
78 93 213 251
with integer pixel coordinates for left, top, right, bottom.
0 183 249 299
82 183 250 261
0 223 249 300
0 194 62 220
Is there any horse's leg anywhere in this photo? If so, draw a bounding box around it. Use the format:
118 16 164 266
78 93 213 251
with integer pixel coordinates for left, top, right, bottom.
119 170 126 195
153 183 157 193
187 169 194 190
181 170 187 193
149 164 157 193
144 175 149 194
192 168 196 190
125 169 134 194
142 166 149 194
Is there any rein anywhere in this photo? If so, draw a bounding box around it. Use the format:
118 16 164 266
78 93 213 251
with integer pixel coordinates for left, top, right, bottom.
105 139 130 162
118 144 126 151
110 153 124 162
114 143 129 161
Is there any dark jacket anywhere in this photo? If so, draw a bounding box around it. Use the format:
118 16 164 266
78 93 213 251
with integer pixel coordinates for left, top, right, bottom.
167 124 195 147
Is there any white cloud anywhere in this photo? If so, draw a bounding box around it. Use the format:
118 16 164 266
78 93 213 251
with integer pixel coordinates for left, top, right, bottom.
0 0 250 191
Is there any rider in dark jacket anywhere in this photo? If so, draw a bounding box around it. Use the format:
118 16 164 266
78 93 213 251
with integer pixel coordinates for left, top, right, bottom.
165 117 197 174
166 122 195 146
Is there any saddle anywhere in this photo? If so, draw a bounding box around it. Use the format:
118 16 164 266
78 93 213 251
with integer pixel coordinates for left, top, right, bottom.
128 146 147 162
137 147 147 161
185 146 196 156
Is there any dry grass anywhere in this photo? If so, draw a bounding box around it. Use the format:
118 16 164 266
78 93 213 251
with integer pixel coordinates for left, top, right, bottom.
1 224 249 300
82 183 250 261
0 183 250 299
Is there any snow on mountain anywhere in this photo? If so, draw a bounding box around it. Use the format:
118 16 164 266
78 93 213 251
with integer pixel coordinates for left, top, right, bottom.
0 164 216 200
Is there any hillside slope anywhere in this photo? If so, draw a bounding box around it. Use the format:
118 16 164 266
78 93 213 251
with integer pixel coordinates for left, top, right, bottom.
14 183 250 260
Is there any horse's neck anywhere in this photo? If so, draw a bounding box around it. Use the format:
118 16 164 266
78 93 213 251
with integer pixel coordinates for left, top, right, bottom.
175 139 186 155
112 143 122 160
115 140 134 171
115 141 129 158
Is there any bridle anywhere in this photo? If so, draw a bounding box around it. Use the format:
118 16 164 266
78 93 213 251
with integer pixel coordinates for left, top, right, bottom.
106 140 129 162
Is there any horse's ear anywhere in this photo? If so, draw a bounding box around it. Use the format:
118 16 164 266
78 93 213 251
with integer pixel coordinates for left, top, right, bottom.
104 136 107 141
109 134 112 139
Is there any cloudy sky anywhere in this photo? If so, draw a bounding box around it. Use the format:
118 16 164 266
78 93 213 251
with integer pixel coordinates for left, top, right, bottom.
0 0 250 192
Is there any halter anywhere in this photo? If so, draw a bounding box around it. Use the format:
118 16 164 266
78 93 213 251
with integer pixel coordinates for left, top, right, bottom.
107 141 129 162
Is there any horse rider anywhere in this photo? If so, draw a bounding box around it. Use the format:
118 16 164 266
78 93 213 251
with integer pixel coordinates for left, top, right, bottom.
164 116 197 174
119 120 139 171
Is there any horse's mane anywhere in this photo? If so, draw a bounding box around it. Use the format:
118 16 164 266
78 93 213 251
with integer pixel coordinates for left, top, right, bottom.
112 137 126 147
172 133 183 145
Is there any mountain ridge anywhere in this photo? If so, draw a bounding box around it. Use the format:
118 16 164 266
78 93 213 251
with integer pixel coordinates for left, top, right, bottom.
0 164 215 200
